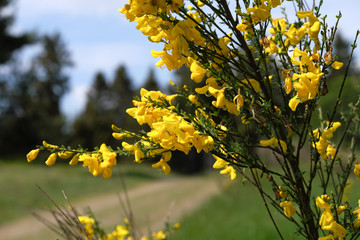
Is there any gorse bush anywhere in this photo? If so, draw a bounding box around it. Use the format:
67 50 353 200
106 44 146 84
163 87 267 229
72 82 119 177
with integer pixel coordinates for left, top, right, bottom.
26 0 360 239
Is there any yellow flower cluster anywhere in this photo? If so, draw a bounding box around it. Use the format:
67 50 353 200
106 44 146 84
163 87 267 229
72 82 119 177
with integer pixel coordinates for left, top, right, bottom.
26 141 117 179
212 154 237 180
121 88 215 174
278 186 296 218
316 195 347 240
236 0 283 40
78 144 117 178
120 0 257 120
195 77 242 115
120 0 207 76
119 0 184 18
311 122 341 160
78 216 133 240
78 215 178 240
78 215 96 239
264 10 320 56
287 48 324 111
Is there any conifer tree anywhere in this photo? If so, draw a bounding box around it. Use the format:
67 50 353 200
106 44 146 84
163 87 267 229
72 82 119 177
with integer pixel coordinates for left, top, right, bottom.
71 72 113 148
0 0 32 64
0 33 72 155
142 68 160 91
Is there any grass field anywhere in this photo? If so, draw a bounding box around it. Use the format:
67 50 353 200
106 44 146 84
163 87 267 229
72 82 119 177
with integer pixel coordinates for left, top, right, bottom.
169 180 297 240
169 173 360 239
0 159 166 224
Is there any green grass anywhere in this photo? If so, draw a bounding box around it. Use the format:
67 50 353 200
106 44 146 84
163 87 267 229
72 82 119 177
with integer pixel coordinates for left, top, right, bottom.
169 180 297 240
169 174 360 240
0 159 165 224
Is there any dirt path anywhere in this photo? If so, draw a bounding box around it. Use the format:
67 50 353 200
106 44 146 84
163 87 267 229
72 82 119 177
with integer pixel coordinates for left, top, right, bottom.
0 175 221 240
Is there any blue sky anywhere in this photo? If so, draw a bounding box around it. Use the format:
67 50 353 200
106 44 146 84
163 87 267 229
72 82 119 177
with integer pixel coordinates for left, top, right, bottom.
11 0 360 118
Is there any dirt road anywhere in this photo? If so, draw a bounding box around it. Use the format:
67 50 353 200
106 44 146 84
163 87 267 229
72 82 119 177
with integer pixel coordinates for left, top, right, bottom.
0 175 221 240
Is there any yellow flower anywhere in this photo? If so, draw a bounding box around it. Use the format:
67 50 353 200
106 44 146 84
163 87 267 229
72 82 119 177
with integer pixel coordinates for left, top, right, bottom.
173 223 181 229
316 195 336 230
247 5 271 22
279 186 288 198
283 74 292 94
197 0 205 7
316 194 331 209
220 165 237 180
114 225 129 237
260 137 287 153
42 140 57 149
45 153 57 166
122 142 144 163
212 154 236 180
213 155 227 169
188 94 201 106
331 61 344 70
153 230 166 239
79 153 100 176
189 60 206 83
318 235 335 240
58 151 73 159
69 154 79 166
112 132 127 140
78 215 95 236
233 94 244 111
326 145 337 160
296 10 313 19
280 201 296 218
319 209 334 229
337 205 346 215
26 149 40 162
99 143 117 169
152 152 172 175
353 200 360 228
355 163 360 180
322 221 346 240
289 96 300 111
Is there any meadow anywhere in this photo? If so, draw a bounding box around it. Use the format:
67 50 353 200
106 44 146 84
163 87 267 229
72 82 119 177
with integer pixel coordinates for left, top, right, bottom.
0 158 165 225
169 180 297 240
169 165 360 239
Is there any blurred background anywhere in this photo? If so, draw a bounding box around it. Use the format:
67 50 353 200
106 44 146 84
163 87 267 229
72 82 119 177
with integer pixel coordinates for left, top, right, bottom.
0 0 360 239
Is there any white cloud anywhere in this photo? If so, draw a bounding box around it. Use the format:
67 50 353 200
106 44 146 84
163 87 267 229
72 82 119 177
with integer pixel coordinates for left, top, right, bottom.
61 84 89 119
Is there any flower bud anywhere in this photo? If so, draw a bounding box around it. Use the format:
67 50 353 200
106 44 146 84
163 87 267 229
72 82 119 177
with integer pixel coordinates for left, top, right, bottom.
58 151 73 159
27 149 40 162
69 154 79 166
45 153 57 166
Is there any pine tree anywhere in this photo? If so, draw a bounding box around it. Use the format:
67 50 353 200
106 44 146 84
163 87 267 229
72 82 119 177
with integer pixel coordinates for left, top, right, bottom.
110 65 134 127
142 68 159 91
0 0 32 64
71 72 113 149
0 33 72 155
70 65 136 149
